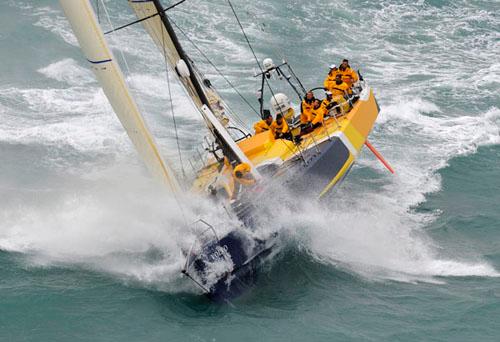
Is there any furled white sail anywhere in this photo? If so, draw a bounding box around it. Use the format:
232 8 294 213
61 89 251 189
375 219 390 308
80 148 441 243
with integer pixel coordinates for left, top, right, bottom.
128 0 221 115
59 0 180 193
128 0 261 179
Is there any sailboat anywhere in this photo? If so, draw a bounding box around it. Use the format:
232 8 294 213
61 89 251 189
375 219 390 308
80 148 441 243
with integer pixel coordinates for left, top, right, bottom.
59 0 391 302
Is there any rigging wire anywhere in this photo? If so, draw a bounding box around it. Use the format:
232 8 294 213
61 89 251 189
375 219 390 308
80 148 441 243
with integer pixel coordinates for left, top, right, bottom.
226 0 281 114
97 1 188 222
100 1 134 78
226 0 303 160
104 0 187 35
164 13 251 133
226 1 261 73
168 17 260 118
95 0 100 23
160 19 187 180
224 1 307 127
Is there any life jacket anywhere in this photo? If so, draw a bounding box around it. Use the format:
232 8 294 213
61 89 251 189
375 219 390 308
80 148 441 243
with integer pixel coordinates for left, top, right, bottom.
301 98 315 124
323 70 340 90
253 119 271 134
330 81 350 97
311 106 326 126
270 119 289 135
339 67 358 86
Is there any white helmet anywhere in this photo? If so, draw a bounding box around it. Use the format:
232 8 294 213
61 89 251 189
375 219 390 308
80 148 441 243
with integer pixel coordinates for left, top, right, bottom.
270 93 291 114
263 58 275 71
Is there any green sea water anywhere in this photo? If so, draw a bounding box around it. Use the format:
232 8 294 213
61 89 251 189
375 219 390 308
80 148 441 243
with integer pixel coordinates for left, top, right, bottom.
1 0 499 341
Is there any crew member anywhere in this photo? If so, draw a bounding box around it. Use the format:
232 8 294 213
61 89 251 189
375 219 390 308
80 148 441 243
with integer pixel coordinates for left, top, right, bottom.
329 74 351 114
270 113 292 140
253 111 273 134
233 163 256 186
300 91 315 125
283 107 295 124
323 64 340 92
322 91 334 110
310 99 326 128
322 91 340 116
338 59 359 86
330 74 350 97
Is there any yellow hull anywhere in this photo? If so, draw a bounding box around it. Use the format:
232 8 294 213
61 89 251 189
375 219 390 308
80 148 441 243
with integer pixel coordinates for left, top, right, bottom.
192 88 380 198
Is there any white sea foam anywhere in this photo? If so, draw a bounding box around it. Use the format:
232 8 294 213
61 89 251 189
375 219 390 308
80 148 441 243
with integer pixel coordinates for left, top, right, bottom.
32 6 78 46
296 99 500 281
0 84 130 156
38 58 95 86
285 196 500 283
298 0 500 281
0 163 239 293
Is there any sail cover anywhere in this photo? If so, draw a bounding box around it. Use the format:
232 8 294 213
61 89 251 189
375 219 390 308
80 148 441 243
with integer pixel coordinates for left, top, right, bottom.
59 0 181 193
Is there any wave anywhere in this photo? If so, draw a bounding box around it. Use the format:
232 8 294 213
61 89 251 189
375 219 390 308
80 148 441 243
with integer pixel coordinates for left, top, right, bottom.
297 98 500 282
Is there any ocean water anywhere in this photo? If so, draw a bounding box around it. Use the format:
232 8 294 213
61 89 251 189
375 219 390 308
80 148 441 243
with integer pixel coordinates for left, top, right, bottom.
1 0 499 341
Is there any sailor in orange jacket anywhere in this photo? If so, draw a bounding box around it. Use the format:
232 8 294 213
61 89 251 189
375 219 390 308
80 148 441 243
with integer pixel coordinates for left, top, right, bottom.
321 91 340 116
300 91 315 125
253 111 273 134
338 59 358 86
233 162 256 186
330 74 351 97
323 64 340 92
270 113 292 140
310 99 326 128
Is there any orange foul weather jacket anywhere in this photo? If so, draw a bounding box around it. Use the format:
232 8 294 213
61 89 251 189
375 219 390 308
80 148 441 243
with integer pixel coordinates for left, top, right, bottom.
311 106 327 126
270 119 289 136
339 67 359 86
329 81 350 97
323 70 340 91
253 119 271 134
300 99 314 124
233 163 256 186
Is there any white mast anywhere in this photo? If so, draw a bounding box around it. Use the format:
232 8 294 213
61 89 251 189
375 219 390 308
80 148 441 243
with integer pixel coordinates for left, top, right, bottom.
59 0 181 193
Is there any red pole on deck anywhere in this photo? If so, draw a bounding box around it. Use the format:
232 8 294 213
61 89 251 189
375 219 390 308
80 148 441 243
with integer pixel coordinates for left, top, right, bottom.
365 140 395 174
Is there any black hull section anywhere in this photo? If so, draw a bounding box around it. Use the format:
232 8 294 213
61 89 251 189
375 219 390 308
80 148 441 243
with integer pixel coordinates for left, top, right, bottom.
207 237 275 302
285 136 351 195
184 230 276 302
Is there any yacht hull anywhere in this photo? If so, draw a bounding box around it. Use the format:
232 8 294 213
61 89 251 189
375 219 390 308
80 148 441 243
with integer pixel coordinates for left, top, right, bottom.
184 229 277 302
